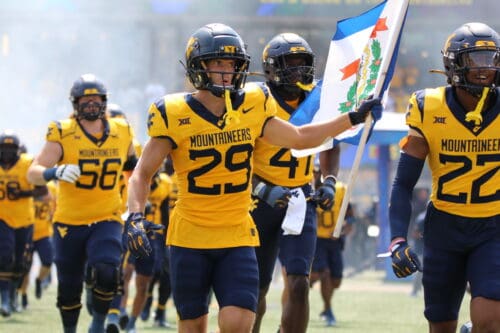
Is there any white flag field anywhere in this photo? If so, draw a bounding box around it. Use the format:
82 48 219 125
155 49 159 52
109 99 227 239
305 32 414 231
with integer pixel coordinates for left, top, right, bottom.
290 0 410 157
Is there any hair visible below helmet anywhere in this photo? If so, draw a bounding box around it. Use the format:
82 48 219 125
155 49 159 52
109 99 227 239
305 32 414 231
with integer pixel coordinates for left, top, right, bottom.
262 33 315 97
69 73 108 121
442 22 500 96
0 130 21 165
185 23 250 97
107 103 126 119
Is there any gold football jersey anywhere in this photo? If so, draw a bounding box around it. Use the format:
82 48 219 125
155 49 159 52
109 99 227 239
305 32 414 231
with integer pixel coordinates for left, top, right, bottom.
406 87 500 217
33 180 57 241
147 83 276 248
316 182 346 239
0 154 35 228
253 83 314 187
47 118 134 225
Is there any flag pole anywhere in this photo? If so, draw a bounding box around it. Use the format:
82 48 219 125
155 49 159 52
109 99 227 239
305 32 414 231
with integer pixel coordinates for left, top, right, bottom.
332 0 409 238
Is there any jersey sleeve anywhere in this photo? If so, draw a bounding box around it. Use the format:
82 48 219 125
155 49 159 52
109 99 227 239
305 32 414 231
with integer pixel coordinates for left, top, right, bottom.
405 90 425 133
45 121 62 143
147 97 169 138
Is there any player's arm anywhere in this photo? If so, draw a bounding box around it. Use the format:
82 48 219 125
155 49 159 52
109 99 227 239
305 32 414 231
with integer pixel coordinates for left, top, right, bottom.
7 184 48 200
339 203 355 237
27 141 64 185
127 137 172 214
123 142 138 171
315 146 340 210
126 137 170 258
262 98 381 149
389 129 429 242
388 129 428 278
319 145 340 178
262 115 352 149
122 142 139 181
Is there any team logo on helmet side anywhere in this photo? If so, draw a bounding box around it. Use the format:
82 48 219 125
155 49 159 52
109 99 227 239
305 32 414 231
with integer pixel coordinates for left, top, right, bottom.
185 36 198 61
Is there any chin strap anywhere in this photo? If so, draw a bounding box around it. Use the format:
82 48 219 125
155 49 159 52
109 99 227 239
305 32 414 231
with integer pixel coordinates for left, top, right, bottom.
296 82 314 92
465 87 489 126
222 89 240 126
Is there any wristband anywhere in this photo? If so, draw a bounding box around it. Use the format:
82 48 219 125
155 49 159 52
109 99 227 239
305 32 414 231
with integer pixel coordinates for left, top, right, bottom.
42 167 57 181
321 174 337 184
388 237 406 253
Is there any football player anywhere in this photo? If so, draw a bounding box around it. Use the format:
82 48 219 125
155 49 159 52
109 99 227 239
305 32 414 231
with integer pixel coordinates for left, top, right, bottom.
250 33 340 333
0 131 44 316
388 22 500 332
125 23 380 333
27 74 138 333
309 167 355 327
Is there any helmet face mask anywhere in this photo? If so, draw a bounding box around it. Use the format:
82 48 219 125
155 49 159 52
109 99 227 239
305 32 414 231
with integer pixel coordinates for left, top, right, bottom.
77 97 106 121
185 23 250 97
69 74 108 120
442 22 500 96
263 33 315 99
0 132 20 165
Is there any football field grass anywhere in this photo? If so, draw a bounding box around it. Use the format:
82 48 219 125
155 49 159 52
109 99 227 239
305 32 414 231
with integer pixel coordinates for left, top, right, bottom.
0 269 471 333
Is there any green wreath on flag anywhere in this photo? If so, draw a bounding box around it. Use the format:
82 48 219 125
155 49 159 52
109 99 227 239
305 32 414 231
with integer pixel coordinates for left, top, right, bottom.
338 40 382 113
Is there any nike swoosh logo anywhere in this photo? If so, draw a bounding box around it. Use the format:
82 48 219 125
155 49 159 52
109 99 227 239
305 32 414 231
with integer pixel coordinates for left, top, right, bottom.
242 107 254 114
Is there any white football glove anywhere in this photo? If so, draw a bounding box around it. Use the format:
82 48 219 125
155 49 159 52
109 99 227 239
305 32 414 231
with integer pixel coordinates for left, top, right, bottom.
55 164 81 183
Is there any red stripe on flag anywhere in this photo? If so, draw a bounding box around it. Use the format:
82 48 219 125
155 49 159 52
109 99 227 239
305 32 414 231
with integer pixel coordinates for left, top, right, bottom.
371 17 388 38
340 58 360 80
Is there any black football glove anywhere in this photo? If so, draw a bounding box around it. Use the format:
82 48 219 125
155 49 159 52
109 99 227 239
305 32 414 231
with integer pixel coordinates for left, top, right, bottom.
314 176 336 211
348 96 382 125
390 240 422 278
125 213 164 258
253 182 292 209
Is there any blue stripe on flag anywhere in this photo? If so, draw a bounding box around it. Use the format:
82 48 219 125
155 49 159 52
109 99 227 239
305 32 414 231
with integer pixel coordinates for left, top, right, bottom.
289 80 322 126
333 0 387 40
381 10 408 94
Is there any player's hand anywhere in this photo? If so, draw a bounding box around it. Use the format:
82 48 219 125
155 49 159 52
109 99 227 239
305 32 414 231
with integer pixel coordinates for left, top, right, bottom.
253 182 292 209
55 164 81 183
142 220 165 237
314 177 336 211
126 213 153 258
348 97 382 125
390 240 422 278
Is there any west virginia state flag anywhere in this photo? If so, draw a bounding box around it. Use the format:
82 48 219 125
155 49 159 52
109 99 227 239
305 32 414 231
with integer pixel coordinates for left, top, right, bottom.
290 0 409 157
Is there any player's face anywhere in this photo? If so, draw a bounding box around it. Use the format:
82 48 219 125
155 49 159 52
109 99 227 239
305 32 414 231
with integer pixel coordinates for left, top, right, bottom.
78 95 105 116
206 59 236 87
0 144 18 164
462 50 500 86
283 55 310 84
